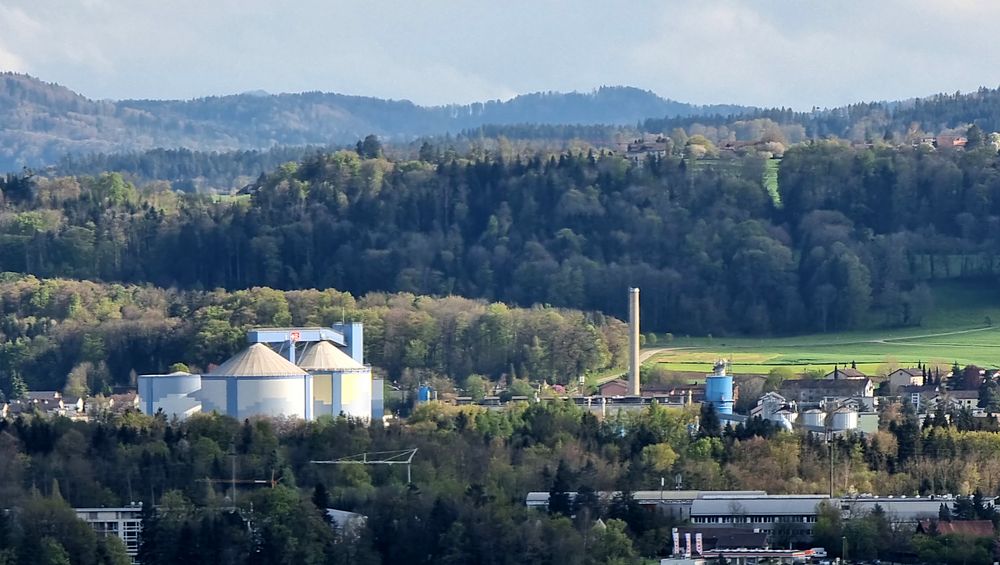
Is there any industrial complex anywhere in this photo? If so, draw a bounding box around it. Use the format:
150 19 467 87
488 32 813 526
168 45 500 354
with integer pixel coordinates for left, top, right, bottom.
137 322 383 421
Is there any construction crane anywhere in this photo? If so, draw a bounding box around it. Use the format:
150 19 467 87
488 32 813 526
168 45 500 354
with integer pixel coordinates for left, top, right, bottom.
311 448 418 484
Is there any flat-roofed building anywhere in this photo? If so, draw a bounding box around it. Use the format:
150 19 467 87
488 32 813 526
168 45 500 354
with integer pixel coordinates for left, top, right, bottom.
527 490 767 521
690 494 829 540
75 506 143 564
839 495 961 522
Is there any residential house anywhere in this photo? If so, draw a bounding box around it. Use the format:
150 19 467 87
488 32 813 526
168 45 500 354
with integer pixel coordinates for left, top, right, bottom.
915 136 938 148
928 390 981 413
110 392 140 414
936 135 968 149
899 384 939 412
25 391 85 418
597 379 629 397
2 399 37 418
823 367 866 380
779 378 874 404
888 368 924 393
623 134 670 162
5 391 86 418
26 391 62 413
749 392 794 421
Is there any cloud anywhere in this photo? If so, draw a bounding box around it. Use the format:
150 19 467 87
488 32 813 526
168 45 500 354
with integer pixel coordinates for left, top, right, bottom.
0 46 25 72
1 0 1000 107
621 1 1000 108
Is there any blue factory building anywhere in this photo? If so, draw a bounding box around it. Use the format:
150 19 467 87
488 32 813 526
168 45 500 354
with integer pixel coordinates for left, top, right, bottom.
704 360 734 415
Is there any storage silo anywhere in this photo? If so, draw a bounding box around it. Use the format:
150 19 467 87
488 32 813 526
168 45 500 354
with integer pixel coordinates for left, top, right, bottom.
199 343 311 419
137 371 202 419
371 378 385 420
298 340 372 421
831 407 859 431
801 408 826 428
704 360 734 415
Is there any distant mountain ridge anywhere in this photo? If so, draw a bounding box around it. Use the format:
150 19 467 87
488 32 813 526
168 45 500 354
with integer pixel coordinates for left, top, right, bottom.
0 73 749 170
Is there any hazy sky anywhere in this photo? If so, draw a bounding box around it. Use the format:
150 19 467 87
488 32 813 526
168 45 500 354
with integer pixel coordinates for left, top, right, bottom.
2 0 1000 109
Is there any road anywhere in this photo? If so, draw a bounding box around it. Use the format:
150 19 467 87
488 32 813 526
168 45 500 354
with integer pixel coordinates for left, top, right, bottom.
595 346 688 385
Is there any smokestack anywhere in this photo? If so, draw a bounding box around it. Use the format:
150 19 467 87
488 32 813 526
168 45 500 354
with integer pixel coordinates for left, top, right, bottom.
628 287 640 396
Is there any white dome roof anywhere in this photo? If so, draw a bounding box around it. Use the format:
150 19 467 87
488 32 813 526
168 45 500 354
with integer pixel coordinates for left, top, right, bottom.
207 343 308 377
298 341 363 370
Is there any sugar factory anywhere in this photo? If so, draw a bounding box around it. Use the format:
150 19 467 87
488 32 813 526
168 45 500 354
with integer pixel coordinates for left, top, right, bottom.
138 322 383 421
138 288 733 426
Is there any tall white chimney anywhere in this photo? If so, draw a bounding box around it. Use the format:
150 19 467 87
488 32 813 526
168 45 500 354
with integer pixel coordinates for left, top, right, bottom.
628 287 640 396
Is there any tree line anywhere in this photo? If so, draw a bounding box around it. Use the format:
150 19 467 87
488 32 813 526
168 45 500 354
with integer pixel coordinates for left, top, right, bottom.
644 86 1000 144
3 398 1000 563
0 141 999 340
0 275 625 400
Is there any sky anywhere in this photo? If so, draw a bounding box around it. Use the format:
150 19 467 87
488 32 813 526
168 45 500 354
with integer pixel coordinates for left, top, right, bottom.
2 0 1000 109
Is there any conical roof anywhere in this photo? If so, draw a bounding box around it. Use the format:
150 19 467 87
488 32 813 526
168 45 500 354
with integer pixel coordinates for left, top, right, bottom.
207 343 308 377
297 340 363 371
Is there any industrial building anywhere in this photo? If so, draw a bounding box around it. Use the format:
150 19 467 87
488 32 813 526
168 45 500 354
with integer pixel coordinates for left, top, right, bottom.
527 490 968 539
137 370 202 419
525 490 766 522
613 288 735 412
704 361 734 415
138 323 381 422
299 340 372 421
199 343 312 420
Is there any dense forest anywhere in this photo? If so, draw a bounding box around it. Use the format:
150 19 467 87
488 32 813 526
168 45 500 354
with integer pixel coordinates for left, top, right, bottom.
52 147 333 193
2 399 1000 564
0 73 744 170
46 130 622 192
0 275 625 401
4 140 1000 336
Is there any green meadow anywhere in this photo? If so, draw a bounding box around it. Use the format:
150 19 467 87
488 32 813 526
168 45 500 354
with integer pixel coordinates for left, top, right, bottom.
646 280 1000 376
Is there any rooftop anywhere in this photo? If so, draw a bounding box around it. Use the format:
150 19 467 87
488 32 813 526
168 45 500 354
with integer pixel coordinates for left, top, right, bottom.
918 519 994 538
825 367 866 379
942 390 980 400
525 490 766 506
297 341 363 371
781 378 871 391
139 371 197 378
691 495 830 516
205 343 308 377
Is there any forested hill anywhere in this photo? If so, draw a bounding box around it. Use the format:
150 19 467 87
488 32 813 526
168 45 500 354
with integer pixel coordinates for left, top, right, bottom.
0 73 747 170
8 140 1000 337
644 86 1000 142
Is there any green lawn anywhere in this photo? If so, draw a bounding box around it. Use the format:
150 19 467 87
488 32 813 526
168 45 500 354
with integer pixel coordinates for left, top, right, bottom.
763 158 780 206
647 280 1000 376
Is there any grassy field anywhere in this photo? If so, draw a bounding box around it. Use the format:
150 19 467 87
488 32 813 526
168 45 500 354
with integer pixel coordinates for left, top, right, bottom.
212 193 251 204
647 280 1000 376
763 158 780 206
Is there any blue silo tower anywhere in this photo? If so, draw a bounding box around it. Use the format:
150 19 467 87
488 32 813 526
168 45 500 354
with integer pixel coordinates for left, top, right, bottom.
704 360 734 415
